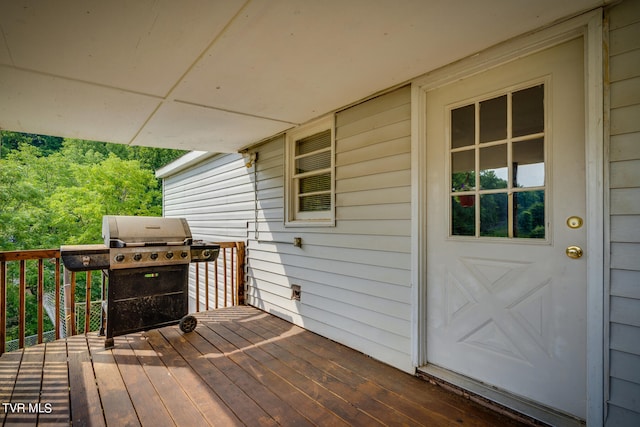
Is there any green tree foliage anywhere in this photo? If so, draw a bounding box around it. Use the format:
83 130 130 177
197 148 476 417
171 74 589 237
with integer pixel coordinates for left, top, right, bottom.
0 131 63 157
0 132 186 342
4 281 55 344
0 135 185 249
47 154 163 245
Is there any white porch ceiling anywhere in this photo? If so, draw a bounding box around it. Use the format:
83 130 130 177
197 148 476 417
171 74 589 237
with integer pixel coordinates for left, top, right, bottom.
0 0 605 153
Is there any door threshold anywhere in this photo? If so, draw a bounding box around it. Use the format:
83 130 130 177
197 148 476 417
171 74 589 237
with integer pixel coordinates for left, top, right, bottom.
417 365 585 427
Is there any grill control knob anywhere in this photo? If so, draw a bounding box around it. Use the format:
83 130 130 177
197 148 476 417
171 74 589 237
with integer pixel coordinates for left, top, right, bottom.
202 249 211 259
166 252 174 259
150 252 158 260
114 254 125 263
180 251 189 259
133 253 142 261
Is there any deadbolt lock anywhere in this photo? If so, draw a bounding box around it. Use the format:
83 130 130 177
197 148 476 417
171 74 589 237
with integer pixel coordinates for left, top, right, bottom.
566 216 583 229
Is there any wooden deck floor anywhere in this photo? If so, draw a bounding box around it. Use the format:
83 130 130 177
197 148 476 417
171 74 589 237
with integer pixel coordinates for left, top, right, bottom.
0 306 527 426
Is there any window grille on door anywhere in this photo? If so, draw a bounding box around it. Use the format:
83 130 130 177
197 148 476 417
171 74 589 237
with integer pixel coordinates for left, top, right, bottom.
449 83 546 239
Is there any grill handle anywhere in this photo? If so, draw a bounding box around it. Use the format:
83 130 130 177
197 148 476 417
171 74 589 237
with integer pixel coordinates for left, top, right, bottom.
144 242 168 247
108 239 192 248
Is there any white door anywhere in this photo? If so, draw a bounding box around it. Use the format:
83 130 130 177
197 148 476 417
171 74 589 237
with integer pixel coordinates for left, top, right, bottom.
426 38 586 418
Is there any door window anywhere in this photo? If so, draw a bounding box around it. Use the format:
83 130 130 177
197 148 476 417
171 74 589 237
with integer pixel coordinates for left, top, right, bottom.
450 84 546 238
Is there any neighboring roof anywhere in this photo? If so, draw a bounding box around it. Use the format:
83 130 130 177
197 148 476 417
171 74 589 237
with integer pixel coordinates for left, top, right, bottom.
155 151 218 178
0 0 606 153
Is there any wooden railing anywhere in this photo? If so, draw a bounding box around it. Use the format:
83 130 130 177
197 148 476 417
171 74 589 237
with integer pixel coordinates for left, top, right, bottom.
0 249 60 356
193 242 246 311
0 242 245 356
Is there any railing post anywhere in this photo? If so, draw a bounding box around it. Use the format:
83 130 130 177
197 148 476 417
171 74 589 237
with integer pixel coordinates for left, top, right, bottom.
100 271 107 336
235 242 245 306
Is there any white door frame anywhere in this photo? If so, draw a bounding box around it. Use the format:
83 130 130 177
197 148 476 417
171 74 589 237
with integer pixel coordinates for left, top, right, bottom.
410 9 604 425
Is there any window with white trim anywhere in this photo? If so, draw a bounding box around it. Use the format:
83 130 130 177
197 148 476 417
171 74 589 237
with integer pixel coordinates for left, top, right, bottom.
285 116 335 225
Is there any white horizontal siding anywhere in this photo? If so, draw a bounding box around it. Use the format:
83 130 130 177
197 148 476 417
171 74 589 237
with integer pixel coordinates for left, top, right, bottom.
609 378 640 415
248 251 409 288
254 218 411 237
249 240 410 270
161 86 413 372
611 132 640 162
611 350 640 385
606 404 640 427
247 259 411 304
611 270 640 300
610 322 640 356
611 216 640 242
610 160 640 189
245 86 413 372
607 1 640 424
163 150 258 309
163 152 254 240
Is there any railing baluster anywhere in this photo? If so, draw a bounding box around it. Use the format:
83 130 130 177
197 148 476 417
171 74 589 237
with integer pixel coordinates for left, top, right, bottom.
1 260 6 355
70 271 76 337
19 260 26 350
214 258 219 309
100 271 107 336
85 271 92 334
223 247 228 307
55 257 61 340
195 262 200 313
205 262 209 311
236 242 245 306
231 246 235 306
38 258 44 344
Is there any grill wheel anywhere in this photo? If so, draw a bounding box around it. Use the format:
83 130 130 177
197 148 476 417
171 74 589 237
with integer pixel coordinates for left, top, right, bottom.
179 315 197 333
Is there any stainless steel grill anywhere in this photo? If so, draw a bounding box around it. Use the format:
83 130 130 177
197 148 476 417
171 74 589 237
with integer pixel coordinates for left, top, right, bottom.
61 215 219 347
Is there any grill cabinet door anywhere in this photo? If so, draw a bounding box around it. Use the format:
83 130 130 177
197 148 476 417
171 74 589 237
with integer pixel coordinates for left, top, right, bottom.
106 265 189 339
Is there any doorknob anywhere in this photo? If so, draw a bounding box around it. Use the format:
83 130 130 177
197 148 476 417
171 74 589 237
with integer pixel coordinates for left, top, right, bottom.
566 245 583 259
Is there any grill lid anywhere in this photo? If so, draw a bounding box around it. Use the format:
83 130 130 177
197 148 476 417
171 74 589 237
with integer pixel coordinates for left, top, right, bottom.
103 215 192 248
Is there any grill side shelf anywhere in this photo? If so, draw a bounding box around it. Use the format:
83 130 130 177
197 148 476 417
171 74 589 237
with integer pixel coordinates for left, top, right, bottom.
60 244 110 271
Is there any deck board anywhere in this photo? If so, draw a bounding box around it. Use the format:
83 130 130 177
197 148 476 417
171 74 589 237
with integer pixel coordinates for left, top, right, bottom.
87 334 140 427
213 322 380 426
258 313 478 423
5 344 44 425
215 321 394 426
0 306 529 426
39 339 71 426
159 326 276 427
0 349 22 426
111 335 173 427
196 324 350 426
126 333 211 427
144 328 243 426
67 334 106 427
228 319 448 426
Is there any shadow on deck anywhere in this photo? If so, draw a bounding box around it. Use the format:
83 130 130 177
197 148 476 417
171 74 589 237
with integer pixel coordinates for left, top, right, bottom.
0 306 528 426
